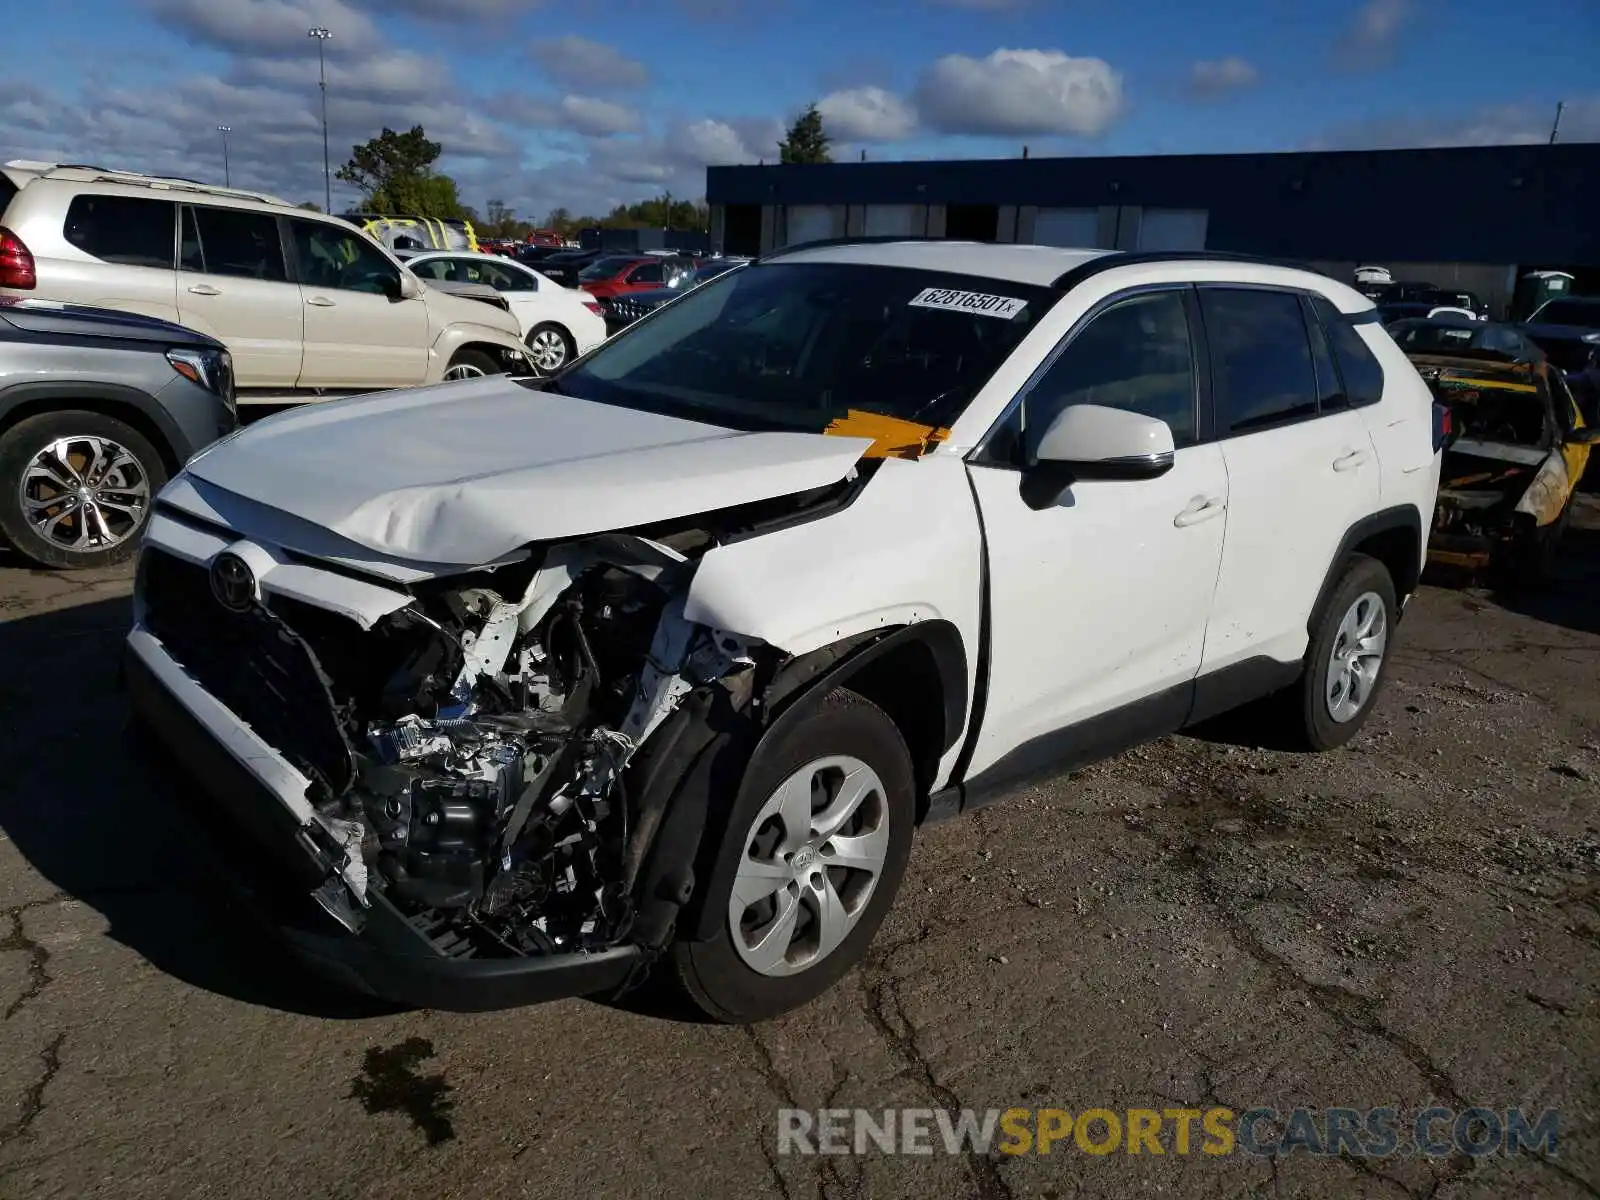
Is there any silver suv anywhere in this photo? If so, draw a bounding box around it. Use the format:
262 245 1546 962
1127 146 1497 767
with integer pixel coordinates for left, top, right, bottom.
0 163 529 405
0 298 236 568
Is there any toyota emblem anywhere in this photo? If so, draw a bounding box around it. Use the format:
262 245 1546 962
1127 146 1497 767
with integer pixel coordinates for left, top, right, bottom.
209 552 256 612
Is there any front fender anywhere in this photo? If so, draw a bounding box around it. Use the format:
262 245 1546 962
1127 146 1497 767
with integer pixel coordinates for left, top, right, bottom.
681 454 983 658
427 320 526 361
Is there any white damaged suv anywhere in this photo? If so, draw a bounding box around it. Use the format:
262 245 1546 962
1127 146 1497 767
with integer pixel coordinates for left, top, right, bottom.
125 240 1443 1022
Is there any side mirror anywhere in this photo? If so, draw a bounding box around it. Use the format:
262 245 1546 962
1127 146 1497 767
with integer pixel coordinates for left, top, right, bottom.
1021 404 1176 510
1563 426 1598 446
395 271 422 301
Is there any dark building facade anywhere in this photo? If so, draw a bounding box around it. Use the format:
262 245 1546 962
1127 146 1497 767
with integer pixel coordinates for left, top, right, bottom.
706 143 1600 313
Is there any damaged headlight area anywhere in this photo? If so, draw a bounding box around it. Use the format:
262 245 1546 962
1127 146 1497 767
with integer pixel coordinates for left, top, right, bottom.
139 533 756 960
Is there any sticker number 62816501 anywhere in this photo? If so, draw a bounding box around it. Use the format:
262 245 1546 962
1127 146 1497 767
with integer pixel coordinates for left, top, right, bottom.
908 287 1029 320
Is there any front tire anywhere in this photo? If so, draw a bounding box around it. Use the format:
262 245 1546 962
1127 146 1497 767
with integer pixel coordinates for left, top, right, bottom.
1294 553 1397 751
524 323 575 377
672 689 915 1023
442 349 499 381
0 410 166 570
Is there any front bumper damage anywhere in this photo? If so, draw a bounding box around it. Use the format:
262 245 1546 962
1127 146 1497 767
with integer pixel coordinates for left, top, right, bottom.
120 492 843 1009
126 627 642 1009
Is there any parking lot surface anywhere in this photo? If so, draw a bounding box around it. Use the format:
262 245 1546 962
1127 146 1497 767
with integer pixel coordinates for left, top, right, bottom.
1 501 1597 1200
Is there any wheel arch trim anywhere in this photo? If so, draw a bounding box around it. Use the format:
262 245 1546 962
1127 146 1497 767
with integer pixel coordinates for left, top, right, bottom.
1307 503 1425 634
0 380 188 470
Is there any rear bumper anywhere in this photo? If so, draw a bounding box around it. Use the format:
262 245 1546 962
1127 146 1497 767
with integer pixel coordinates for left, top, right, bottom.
123 626 641 1011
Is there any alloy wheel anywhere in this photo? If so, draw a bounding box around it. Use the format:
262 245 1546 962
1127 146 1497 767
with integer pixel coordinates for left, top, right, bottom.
18 434 152 555
1326 590 1388 723
442 362 486 381
728 755 890 978
527 328 569 375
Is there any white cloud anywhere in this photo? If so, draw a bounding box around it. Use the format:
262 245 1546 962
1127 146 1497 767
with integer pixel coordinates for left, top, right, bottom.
1189 56 1257 96
1336 0 1413 69
914 48 1124 137
557 95 643 137
1311 96 1599 150
150 0 381 57
666 118 753 165
354 0 544 17
817 86 917 141
531 36 650 91
237 48 447 101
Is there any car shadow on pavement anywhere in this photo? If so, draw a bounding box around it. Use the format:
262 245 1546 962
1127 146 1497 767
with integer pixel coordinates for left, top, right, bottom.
1492 519 1600 637
0 595 395 1019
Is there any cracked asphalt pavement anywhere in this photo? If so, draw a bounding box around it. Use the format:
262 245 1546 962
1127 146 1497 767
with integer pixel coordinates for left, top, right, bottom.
1 499 1598 1200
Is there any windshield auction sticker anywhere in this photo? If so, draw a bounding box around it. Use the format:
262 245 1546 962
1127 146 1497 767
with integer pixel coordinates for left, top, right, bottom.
909 287 1029 319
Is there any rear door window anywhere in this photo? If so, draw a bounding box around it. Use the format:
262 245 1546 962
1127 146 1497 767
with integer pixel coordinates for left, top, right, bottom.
63 194 175 268
628 261 665 285
182 205 288 282
1199 287 1319 434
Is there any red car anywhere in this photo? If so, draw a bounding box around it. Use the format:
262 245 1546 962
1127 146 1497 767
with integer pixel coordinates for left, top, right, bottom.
577 254 699 299
528 229 563 248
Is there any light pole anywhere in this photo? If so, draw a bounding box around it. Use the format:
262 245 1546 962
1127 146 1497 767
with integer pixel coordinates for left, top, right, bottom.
216 125 231 187
307 26 332 212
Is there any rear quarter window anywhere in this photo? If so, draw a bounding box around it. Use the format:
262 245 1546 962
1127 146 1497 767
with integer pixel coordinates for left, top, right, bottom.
64 194 176 269
1312 296 1385 407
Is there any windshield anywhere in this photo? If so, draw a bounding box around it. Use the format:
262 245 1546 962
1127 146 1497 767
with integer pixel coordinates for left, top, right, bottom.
1531 298 1600 326
579 256 641 281
542 261 1057 432
688 261 742 285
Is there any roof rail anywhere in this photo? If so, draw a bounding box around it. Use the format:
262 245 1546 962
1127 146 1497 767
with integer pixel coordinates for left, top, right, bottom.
8 161 289 207
1048 248 1326 290
757 234 952 263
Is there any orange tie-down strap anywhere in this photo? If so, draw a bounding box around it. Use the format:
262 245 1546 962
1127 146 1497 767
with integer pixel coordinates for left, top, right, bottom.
823 409 951 459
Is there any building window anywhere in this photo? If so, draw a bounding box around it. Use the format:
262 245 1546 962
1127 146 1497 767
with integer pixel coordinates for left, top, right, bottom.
1032 207 1100 248
863 205 918 237
783 205 832 246
1136 209 1209 251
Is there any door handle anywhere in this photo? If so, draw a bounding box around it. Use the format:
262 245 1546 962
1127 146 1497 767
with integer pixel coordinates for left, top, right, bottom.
186 284 220 296
1173 496 1225 528
305 296 336 307
1333 449 1368 472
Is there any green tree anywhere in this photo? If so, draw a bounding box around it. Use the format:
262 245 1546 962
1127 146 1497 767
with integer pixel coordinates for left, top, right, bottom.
297 201 322 211
778 104 832 164
483 198 528 239
335 125 466 218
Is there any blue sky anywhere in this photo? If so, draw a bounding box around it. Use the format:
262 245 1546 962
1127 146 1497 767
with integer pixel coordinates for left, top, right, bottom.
2 0 1595 220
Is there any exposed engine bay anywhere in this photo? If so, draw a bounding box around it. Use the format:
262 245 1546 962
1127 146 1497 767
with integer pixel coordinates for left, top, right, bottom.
289 533 758 955
119 468 875 967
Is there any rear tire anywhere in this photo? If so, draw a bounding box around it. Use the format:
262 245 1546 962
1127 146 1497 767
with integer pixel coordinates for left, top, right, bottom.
0 410 166 570
524 323 575 377
1292 554 1397 751
671 689 915 1024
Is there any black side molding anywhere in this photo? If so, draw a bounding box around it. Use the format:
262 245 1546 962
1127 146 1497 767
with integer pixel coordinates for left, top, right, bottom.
764 620 970 757
0 379 192 462
1308 504 1425 632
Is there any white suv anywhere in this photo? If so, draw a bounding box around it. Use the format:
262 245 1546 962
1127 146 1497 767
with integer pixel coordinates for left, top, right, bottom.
123 240 1442 1022
0 162 529 402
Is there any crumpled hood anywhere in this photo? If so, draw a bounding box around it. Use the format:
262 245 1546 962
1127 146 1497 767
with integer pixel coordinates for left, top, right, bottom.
181 375 871 566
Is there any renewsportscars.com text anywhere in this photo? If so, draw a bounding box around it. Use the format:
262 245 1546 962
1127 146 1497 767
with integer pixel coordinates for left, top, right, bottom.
777 1106 1560 1159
